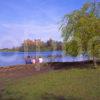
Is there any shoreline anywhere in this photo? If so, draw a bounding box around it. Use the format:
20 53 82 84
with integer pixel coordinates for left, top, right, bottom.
0 63 51 79
0 60 99 69
0 61 100 81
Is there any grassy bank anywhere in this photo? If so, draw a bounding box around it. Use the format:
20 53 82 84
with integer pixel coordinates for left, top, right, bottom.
0 68 100 100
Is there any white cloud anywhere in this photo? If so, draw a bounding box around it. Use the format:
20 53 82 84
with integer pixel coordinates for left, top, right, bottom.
1 22 59 35
0 22 62 47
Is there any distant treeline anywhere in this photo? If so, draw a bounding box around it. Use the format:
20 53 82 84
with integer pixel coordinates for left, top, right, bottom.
0 39 63 52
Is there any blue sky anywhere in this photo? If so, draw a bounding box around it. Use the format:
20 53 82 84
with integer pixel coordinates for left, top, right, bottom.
0 0 89 48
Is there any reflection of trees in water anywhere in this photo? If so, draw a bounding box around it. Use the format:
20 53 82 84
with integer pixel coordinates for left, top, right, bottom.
47 54 63 62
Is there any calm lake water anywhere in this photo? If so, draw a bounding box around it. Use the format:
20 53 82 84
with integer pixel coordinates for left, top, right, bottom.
0 51 89 67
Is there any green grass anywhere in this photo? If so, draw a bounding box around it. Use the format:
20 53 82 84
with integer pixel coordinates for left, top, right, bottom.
1 68 100 100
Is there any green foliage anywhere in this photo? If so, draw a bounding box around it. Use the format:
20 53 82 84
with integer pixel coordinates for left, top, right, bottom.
60 3 90 41
61 2 100 64
64 40 79 57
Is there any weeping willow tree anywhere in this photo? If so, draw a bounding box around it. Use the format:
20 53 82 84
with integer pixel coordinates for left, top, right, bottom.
64 40 79 62
60 2 100 68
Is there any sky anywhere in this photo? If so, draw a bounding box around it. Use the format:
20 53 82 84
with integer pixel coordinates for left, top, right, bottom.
0 0 90 48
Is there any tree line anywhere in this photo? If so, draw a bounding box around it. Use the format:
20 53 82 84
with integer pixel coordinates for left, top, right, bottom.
0 39 63 52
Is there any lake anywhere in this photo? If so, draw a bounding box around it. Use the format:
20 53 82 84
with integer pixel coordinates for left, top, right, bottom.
0 51 89 67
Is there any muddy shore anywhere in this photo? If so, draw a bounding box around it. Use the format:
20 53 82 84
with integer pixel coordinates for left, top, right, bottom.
0 60 99 79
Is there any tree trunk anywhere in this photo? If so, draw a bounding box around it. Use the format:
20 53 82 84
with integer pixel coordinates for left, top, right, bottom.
93 55 97 68
92 44 97 68
82 53 85 65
